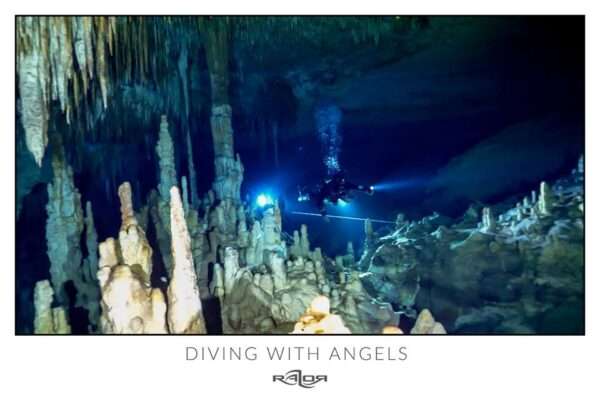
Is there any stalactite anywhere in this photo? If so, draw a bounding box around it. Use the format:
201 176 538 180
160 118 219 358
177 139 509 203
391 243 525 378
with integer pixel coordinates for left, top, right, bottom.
17 17 49 166
94 17 109 109
17 16 117 165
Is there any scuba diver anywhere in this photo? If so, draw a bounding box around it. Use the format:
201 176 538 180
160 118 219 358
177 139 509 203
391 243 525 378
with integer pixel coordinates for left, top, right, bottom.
298 170 374 219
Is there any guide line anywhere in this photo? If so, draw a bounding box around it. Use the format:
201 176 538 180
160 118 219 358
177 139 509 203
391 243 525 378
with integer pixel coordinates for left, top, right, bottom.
290 211 395 224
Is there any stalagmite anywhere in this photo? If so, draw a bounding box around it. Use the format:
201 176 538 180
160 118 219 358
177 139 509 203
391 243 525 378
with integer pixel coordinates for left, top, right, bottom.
177 46 190 119
150 115 178 274
365 218 374 244
245 221 264 266
79 201 101 330
97 196 167 336
46 147 84 305
481 207 496 232
167 186 207 334
300 224 310 256
84 202 99 274
291 296 351 334
34 280 71 334
347 241 355 259
211 105 244 202
156 115 177 201
290 230 301 257
270 252 287 292
262 204 282 251
118 181 138 227
98 240 168 334
410 309 447 334
181 176 189 213
185 129 199 207
538 181 554 216
118 182 153 282
205 21 244 203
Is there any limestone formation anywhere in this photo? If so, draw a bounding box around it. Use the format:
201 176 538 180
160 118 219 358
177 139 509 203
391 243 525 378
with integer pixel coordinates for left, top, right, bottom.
211 247 398 334
211 106 244 202
166 186 206 334
362 158 583 334
84 202 99 275
117 182 153 283
156 115 177 201
538 181 554 216
185 128 199 207
78 201 101 330
46 149 84 305
149 190 173 274
181 176 189 213
291 296 351 334
481 207 496 232
34 280 71 334
410 309 447 334
18 18 49 167
17 17 118 165
149 115 179 274
98 183 167 334
98 249 168 334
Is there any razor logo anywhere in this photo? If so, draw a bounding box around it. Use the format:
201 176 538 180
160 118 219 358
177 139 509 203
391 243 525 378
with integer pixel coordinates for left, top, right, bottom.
272 369 328 388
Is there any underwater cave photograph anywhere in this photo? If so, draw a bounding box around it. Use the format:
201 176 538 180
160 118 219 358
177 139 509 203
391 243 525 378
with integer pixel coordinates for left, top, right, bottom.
15 15 584 335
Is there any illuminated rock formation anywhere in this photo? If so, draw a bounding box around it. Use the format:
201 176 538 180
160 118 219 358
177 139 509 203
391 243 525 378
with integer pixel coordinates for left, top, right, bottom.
17 17 49 167
98 245 168 334
538 181 554 216
166 186 207 334
481 207 496 233
98 183 167 334
410 309 447 334
118 182 153 283
16 16 117 165
211 248 397 334
34 280 71 334
292 296 351 334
